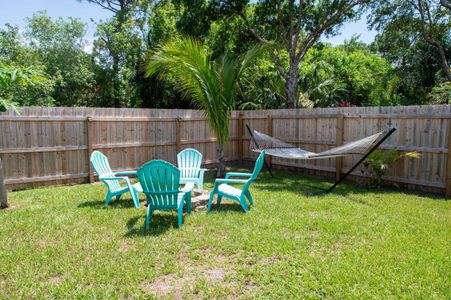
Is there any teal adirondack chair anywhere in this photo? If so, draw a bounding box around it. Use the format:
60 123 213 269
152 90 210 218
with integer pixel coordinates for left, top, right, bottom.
177 148 207 191
137 160 193 228
207 151 265 213
90 151 141 208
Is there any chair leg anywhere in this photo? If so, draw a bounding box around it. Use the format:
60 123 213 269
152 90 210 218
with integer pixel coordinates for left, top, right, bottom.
245 191 253 205
131 188 140 208
145 207 153 229
217 195 223 206
207 190 216 212
116 194 122 201
186 193 192 214
105 192 113 206
178 205 184 228
239 196 249 213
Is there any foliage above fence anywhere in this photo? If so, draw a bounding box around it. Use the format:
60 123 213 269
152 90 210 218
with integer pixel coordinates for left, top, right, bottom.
1 105 451 196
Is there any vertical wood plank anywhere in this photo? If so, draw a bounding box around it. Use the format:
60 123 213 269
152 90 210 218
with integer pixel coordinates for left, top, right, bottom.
87 117 94 183
267 113 273 168
238 112 243 164
176 117 182 154
335 114 344 181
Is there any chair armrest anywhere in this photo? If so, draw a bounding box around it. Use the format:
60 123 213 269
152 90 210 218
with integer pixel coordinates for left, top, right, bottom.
215 178 249 185
115 170 137 176
181 182 195 192
225 172 252 179
99 176 129 181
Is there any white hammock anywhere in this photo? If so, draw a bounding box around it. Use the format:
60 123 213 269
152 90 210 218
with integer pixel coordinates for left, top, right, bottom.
251 128 391 160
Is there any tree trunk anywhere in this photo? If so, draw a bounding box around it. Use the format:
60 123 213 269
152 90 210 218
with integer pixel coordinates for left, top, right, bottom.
285 77 298 108
0 158 8 209
216 144 226 178
284 64 299 108
436 43 451 81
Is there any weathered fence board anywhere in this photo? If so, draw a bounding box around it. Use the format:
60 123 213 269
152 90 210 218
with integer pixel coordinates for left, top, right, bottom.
1 105 451 195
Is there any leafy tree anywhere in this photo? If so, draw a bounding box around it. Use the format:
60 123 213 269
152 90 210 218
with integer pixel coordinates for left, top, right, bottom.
238 55 287 109
427 81 451 103
173 0 219 38
82 0 144 107
219 0 371 108
0 24 55 106
302 42 394 107
238 39 395 109
144 35 262 176
0 62 48 111
298 57 346 108
369 0 451 81
92 17 143 107
25 12 96 106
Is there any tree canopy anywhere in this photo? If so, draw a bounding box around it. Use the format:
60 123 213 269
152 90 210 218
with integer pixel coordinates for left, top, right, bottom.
0 0 448 109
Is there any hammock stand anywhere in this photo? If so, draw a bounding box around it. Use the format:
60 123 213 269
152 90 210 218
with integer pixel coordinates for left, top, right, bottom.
246 124 396 194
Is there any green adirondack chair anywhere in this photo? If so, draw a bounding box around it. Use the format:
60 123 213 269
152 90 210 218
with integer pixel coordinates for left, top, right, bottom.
177 148 207 191
90 151 141 208
137 160 193 228
207 151 265 213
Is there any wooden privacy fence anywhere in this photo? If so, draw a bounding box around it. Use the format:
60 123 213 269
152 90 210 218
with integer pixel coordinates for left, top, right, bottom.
1 105 451 196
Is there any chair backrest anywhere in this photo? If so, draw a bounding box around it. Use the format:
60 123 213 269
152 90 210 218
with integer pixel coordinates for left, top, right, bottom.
177 148 203 178
137 160 181 208
243 151 266 192
90 151 121 191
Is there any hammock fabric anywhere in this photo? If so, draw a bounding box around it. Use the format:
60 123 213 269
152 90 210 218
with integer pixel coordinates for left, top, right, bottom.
251 128 391 160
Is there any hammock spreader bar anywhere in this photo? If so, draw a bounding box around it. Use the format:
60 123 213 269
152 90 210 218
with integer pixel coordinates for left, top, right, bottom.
248 125 396 194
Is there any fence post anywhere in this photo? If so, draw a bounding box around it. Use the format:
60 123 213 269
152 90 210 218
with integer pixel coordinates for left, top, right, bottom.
267 113 273 168
86 117 94 183
446 118 451 197
238 112 243 164
0 158 8 209
175 117 182 153
335 114 344 181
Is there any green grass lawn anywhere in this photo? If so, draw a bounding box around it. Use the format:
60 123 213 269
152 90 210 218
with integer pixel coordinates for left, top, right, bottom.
0 171 449 299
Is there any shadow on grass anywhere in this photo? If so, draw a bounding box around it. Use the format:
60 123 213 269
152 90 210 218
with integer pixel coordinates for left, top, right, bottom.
124 213 184 237
255 170 446 202
207 202 248 213
78 198 142 209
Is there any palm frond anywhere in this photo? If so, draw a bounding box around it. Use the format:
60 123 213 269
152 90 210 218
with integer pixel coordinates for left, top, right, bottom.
143 35 261 146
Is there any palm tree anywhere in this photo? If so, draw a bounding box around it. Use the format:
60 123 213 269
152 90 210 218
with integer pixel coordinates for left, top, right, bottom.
144 35 262 176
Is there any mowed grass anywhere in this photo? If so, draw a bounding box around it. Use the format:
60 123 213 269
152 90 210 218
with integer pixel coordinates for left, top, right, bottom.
0 171 449 299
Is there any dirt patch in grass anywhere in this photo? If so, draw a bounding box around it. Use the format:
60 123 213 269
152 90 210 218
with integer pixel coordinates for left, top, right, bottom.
141 251 248 298
118 240 135 253
47 276 62 285
1 204 19 210
141 273 181 298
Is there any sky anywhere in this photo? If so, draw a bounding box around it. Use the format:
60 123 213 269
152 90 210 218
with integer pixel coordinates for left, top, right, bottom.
0 0 113 51
0 0 377 49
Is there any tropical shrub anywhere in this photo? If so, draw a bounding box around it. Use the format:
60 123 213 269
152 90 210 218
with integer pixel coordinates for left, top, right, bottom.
361 149 419 187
